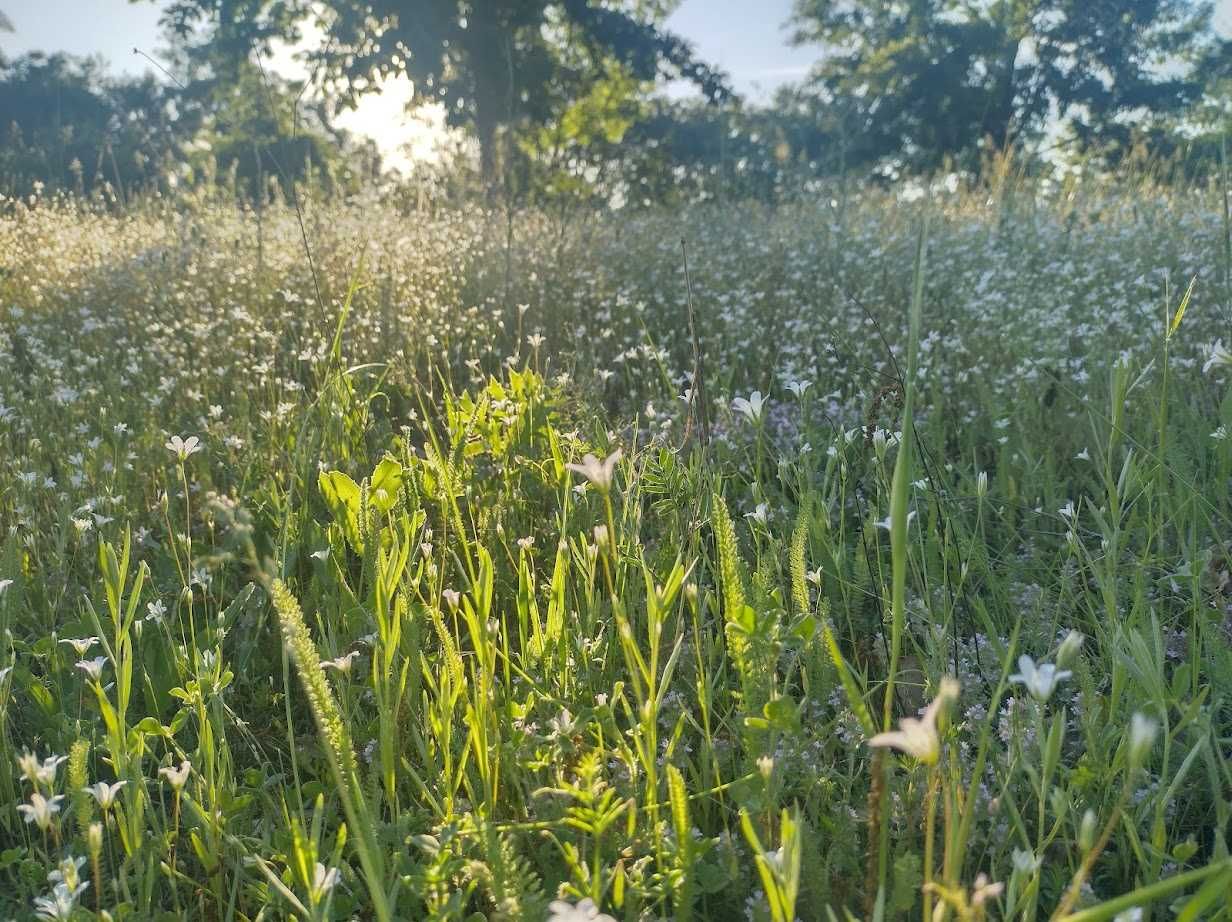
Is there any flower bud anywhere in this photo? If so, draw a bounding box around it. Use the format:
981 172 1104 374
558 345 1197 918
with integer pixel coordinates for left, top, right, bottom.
1079 809 1098 852
1057 630 1084 669
757 755 774 781
593 525 611 554
872 428 888 462
1128 712 1158 769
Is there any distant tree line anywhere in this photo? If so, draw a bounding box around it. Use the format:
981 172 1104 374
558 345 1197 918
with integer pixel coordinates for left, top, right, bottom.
0 48 377 201
1 0 1230 205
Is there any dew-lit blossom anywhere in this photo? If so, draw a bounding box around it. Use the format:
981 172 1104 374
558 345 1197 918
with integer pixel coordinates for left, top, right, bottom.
165 434 202 461
565 449 622 494
731 390 767 423
159 760 192 791
547 898 616 922
321 651 360 675
75 656 109 682
59 637 98 658
17 792 64 830
83 780 128 810
309 862 341 901
1009 655 1071 703
868 678 959 764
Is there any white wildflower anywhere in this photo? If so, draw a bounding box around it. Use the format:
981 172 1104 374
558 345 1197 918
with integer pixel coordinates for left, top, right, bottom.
565 449 622 494
868 678 959 764
1009 655 1071 703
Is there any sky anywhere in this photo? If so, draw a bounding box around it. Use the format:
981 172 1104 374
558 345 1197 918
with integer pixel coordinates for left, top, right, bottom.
0 0 812 93
1 0 1229 170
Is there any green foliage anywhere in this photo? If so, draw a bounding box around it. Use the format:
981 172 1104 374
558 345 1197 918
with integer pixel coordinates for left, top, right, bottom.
5 178 1232 919
789 0 1220 173
0 52 182 198
163 0 731 183
0 49 368 201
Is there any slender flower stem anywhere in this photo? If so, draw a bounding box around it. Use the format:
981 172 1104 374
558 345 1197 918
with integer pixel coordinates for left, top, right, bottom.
922 765 941 922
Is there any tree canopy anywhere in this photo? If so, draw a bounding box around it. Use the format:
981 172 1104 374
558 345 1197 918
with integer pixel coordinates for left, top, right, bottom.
158 0 732 181
0 52 182 197
789 0 1224 172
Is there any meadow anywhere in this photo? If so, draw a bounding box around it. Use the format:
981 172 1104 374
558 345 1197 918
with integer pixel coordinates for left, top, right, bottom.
3 173 1232 921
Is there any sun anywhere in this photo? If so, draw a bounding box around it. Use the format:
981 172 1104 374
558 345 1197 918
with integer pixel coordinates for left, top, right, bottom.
331 77 448 174
267 22 449 174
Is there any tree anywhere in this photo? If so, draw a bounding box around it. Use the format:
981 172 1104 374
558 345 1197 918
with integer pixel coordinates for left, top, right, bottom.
605 93 843 206
0 48 365 199
789 0 1219 172
0 52 183 197
158 0 731 182
173 58 372 198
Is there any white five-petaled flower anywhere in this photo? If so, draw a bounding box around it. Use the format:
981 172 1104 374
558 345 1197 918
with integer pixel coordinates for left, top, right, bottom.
309 862 341 901
784 379 812 398
546 898 617 922
83 780 128 810
1011 848 1040 874
19 753 67 787
1204 339 1232 375
547 708 577 737
33 881 82 921
75 656 109 682
745 503 769 524
48 856 86 891
971 873 1004 907
1009 655 1071 703
731 390 767 424
321 651 360 675
60 636 98 658
875 509 917 532
17 792 65 830
165 434 202 461
159 760 192 791
565 449 622 494
868 677 960 764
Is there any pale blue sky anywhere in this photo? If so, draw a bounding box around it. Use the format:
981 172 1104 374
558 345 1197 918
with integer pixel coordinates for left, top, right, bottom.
0 0 812 98
3 1 1229 96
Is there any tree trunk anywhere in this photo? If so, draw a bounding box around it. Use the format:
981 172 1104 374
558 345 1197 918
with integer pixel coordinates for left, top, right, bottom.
476 96 499 187
470 16 507 192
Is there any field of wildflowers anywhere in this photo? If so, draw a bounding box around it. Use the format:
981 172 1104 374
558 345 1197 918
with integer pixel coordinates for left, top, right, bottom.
4 175 1232 920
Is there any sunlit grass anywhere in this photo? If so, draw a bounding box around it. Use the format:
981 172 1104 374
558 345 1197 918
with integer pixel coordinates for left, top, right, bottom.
3 175 1232 919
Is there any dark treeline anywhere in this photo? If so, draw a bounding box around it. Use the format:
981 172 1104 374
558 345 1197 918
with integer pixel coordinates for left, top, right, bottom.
2 0 1231 206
